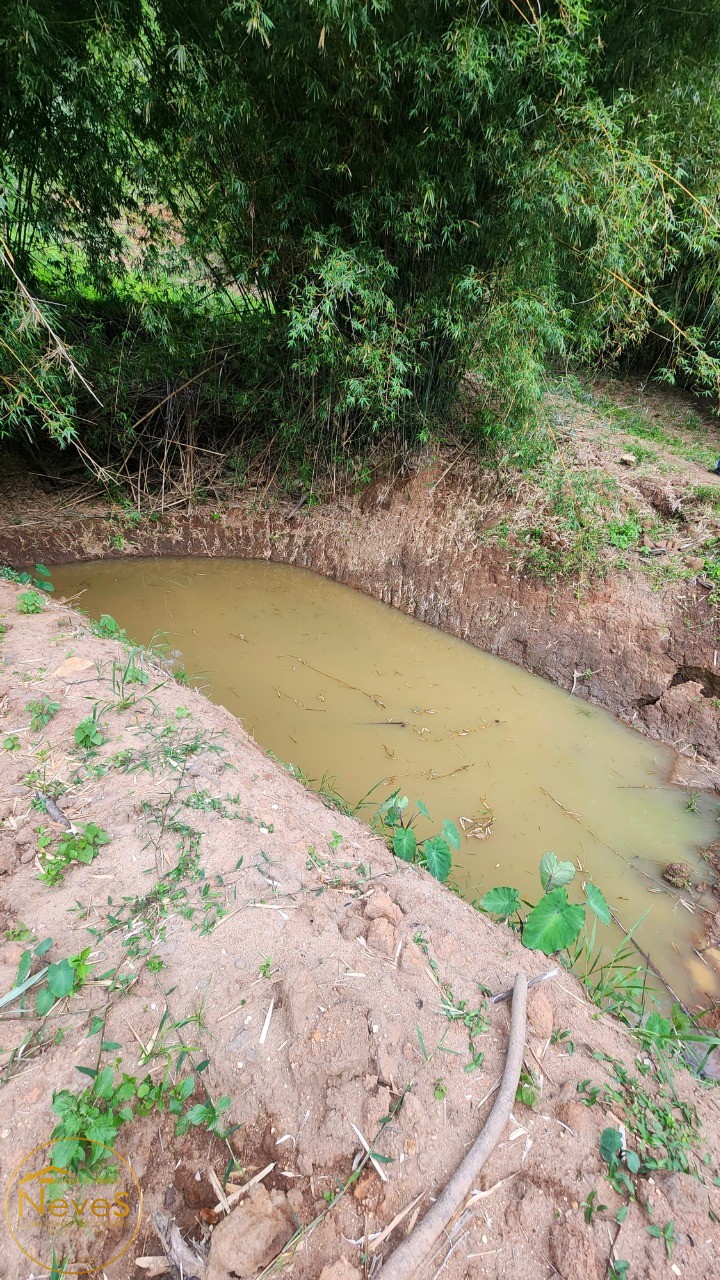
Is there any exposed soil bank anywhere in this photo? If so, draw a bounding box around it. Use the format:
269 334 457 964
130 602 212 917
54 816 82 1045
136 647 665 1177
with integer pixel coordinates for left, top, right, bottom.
2 461 720 784
0 581 718 1280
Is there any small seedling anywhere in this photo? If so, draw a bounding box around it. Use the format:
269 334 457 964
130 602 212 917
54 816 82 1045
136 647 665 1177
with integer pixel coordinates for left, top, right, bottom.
6 922 34 942
174 1095 232 1138
581 1189 607 1223
647 1221 675 1259
74 716 104 751
516 1065 541 1109
18 590 44 614
93 613 127 640
609 1263 630 1280
147 956 165 973
3 734 20 752
551 1028 575 1054
38 823 110 886
433 1078 447 1101
26 697 61 732
258 957 273 978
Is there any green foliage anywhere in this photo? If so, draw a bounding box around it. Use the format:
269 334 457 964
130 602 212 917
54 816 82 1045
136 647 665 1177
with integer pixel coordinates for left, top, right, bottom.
93 614 126 640
539 852 576 892
3 3 720 471
479 854 610 955
440 985 489 1072
516 1066 541 1109
376 792 457 883
477 886 520 920
17 590 44 614
174 1095 232 1139
38 822 110 886
522 887 586 955
74 715 104 751
4 938 93 1018
26 696 60 732
50 1056 232 1178
2 564 54 593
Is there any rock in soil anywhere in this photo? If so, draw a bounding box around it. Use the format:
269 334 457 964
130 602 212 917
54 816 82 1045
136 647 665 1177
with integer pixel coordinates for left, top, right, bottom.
206 1185 295 1280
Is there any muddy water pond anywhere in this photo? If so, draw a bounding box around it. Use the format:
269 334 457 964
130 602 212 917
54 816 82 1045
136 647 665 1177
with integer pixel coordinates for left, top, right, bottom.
52 557 719 1003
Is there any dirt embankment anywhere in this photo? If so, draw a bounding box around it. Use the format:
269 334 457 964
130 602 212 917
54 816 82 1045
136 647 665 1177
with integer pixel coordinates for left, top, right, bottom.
0 582 718 1280
2 461 720 786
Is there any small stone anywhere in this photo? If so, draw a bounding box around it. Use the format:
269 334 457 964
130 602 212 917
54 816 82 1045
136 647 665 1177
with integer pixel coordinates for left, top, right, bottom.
207 1185 295 1280
618 454 636 466
53 655 94 677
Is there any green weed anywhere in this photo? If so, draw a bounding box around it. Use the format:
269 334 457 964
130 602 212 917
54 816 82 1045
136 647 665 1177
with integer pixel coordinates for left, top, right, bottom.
479 853 610 955
38 823 110 886
374 791 460 883
18 590 44 614
74 715 104 751
26 696 61 731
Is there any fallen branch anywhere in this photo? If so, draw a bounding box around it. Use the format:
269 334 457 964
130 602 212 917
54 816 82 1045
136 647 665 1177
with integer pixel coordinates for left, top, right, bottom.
378 972 528 1280
491 968 557 1004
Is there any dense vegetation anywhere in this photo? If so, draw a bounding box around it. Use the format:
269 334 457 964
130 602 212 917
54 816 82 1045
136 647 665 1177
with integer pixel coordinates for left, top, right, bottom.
2 1 720 494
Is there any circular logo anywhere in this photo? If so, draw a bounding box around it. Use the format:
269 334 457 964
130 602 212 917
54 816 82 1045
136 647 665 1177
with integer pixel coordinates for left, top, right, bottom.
4 1140 143 1275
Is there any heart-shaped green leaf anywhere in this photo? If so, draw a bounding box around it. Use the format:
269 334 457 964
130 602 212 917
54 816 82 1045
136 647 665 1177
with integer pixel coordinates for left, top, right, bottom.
47 959 74 999
599 1127 623 1164
441 819 461 852
539 851 576 892
522 887 584 953
479 886 521 919
423 836 452 883
584 882 611 925
393 827 417 861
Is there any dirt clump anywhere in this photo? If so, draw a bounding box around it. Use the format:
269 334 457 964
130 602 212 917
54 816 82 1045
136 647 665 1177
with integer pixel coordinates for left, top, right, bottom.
207 1185 295 1279
0 581 718 1279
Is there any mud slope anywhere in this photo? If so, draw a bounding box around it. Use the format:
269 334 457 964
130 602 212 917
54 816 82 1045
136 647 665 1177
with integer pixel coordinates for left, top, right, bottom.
0 581 718 1280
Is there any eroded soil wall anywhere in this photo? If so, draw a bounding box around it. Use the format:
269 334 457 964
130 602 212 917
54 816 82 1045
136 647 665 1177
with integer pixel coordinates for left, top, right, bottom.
2 468 719 777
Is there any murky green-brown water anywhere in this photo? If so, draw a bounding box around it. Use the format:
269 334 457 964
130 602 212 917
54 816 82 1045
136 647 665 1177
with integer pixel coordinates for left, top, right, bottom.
52 557 719 1002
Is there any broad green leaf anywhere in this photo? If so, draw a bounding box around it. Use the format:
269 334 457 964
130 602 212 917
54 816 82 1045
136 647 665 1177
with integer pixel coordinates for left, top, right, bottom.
47 959 75 999
643 1013 672 1039
522 888 584 954
177 1074 196 1101
423 836 452 883
184 1103 212 1126
416 800 431 820
52 1139 83 1170
479 886 521 919
16 950 33 986
393 827 417 861
94 1067 115 1099
441 819 461 852
35 986 56 1016
599 1127 623 1164
539 851 576 892
584 882 611 925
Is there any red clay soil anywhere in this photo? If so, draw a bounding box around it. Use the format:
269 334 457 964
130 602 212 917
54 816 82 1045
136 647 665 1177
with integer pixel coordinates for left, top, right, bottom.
0 582 718 1280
